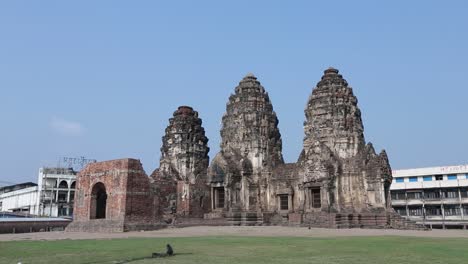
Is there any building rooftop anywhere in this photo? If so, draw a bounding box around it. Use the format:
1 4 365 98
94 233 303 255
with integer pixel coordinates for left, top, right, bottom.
41 167 77 175
0 182 37 194
393 164 468 177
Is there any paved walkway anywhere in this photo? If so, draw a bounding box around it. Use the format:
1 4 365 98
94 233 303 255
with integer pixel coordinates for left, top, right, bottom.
1 226 468 241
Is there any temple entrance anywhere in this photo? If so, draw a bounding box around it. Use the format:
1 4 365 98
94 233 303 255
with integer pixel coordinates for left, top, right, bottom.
90 182 107 219
310 187 321 208
213 187 225 209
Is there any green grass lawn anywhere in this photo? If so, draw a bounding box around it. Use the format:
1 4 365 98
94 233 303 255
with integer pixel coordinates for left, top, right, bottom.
0 236 467 264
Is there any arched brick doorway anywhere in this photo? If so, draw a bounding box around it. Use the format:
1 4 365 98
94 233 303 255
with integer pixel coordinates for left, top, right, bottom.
90 182 107 219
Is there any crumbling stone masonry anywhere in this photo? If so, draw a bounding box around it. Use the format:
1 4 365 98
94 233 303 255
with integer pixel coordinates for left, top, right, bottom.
66 159 157 232
152 106 211 218
208 73 284 223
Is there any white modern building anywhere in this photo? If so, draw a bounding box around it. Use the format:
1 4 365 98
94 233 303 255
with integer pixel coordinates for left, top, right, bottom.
0 183 39 215
0 167 77 218
391 164 468 229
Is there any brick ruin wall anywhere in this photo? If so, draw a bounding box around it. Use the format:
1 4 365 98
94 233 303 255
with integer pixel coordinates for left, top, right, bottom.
67 159 159 232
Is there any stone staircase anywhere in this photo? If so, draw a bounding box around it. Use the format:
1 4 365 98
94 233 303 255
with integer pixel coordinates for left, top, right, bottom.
387 212 427 230
300 211 427 230
334 213 388 229
226 211 264 226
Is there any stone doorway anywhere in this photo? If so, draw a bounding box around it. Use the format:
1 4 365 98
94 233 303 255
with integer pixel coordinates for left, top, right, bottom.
213 187 225 209
90 182 107 219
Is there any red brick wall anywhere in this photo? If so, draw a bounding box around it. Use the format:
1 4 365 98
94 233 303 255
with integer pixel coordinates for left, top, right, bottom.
124 165 154 223
72 158 154 226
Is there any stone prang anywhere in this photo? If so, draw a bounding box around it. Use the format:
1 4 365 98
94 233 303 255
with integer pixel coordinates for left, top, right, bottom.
159 106 209 184
298 68 392 213
209 73 284 212
155 106 210 217
219 73 283 170
302 67 364 159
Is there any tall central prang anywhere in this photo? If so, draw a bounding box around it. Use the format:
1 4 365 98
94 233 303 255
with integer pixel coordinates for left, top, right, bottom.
209 73 284 212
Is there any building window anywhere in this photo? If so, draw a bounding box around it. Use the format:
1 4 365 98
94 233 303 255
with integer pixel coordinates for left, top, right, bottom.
395 178 404 183
279 194 289 210
424 190 441 199
408 206 423 216
461 188 468 198
409 177 418 182
69 191 75 202
425 206 442 216
423 176 432 181
463 205 468 215
444 205 461 216
58 180 68 189
442 188 458 199
465 174 468 179
310 187 321 208
58 191 67 203
391 191 405 200
435 175 443 181
58 206 67 217
394 207 406 216
447 174 457 180
407 192 422 199
0 201 2 211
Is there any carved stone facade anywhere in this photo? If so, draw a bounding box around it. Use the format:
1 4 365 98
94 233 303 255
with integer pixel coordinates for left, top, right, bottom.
208 68 395 226
69 68 419 232
209 74 284 213
296 68 392 214
153 106 210 217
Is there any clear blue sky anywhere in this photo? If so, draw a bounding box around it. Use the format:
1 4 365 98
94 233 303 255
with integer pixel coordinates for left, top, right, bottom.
1 1 467 184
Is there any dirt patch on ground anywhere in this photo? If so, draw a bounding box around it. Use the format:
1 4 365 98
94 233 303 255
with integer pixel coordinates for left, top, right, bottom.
1 226 468 241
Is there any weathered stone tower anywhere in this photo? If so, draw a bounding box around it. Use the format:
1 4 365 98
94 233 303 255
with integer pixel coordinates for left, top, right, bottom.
209 73 284 213
155 106 210 217
298 67 392 213
159 106 210 182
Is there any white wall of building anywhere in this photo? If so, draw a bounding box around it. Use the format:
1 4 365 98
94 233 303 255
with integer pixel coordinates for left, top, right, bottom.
0 186 39 215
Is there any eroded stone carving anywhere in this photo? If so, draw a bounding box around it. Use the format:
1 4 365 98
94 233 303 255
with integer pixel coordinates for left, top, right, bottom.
209 74 284 212
209 69 392 219
154 106 210 217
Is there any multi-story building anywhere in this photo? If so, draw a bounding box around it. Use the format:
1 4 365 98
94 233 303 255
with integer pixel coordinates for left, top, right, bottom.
391 164 468 229
0 167 77 218
37 167 77 217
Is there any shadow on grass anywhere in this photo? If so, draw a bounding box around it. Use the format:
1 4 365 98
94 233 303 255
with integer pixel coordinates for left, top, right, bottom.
88 253 194 264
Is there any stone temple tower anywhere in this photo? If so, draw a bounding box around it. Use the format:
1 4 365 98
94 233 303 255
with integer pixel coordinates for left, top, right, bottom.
209 73 284 212
156 106 210 217
159 106 209 182
298 68 392 213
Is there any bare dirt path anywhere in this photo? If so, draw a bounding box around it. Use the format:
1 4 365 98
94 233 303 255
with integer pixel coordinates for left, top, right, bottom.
1 226 468 242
